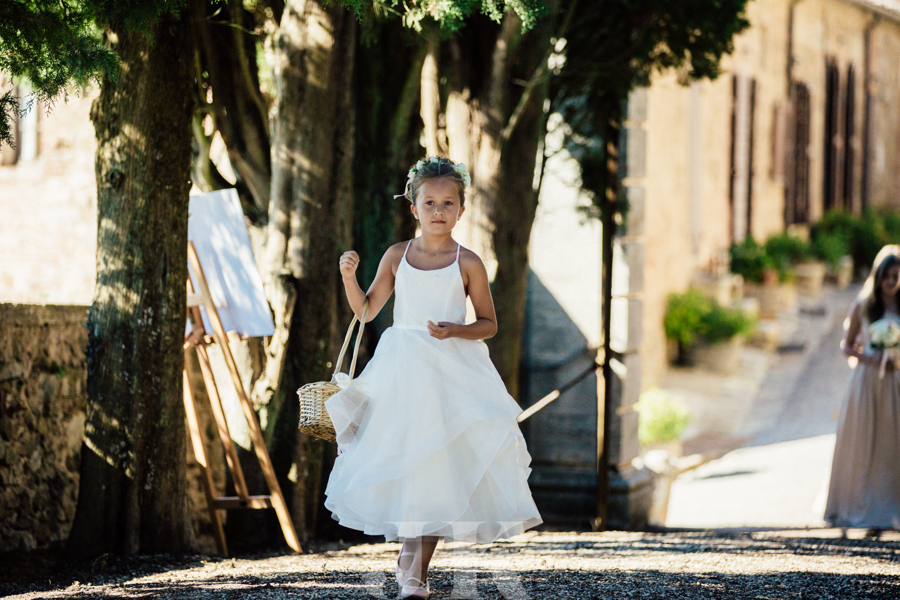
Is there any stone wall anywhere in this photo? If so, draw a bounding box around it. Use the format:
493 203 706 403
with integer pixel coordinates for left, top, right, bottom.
0 303 88 552
0 303 229 555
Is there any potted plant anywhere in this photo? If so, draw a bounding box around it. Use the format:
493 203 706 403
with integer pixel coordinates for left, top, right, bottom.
731 237 781 318
664 290 756 374
811 228 852 290
762 231 826 297
691 300 756 374
664 290 708 366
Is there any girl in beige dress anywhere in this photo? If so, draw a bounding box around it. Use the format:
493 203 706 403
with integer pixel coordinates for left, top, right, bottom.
825 247 900 530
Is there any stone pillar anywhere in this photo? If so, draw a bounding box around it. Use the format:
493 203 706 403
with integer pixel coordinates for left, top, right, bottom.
606 88 654 530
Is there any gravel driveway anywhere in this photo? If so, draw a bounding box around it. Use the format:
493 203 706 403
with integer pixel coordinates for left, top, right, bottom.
3 530 899 599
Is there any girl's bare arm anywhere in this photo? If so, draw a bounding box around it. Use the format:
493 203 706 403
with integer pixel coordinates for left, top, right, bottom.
340 244 404 322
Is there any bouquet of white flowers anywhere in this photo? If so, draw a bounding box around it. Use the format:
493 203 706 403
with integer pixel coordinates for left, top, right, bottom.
869 318 900 378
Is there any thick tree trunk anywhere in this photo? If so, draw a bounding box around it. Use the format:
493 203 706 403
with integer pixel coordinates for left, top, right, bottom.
67 13 195 558
264 0 356 541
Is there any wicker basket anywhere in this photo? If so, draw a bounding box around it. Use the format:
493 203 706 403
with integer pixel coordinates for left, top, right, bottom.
297 300 369 442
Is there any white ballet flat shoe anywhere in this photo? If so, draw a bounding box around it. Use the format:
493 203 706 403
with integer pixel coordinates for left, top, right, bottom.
395 552 416 587
399 576 429 599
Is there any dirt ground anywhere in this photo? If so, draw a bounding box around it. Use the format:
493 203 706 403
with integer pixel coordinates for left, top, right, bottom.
2 530 899 599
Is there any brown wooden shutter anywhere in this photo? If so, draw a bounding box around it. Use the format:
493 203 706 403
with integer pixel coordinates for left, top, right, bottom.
843 64 856 211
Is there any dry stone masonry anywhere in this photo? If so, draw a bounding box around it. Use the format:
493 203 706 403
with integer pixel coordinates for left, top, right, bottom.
0 304 88 552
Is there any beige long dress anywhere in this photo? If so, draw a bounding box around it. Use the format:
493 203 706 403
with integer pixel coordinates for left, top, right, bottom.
825 311 900 529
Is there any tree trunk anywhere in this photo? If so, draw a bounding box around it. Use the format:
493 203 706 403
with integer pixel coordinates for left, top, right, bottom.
190 0 271 223
446 10 556 401
67 13 195 558
263 0 356 541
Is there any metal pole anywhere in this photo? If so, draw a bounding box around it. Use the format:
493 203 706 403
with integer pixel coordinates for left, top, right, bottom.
596 110 621 530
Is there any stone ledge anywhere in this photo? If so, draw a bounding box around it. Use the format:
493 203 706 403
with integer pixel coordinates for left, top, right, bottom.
0 303 89 327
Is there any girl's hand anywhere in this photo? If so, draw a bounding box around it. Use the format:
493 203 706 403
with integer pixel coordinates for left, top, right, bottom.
339 251 360 279
427 321 457 340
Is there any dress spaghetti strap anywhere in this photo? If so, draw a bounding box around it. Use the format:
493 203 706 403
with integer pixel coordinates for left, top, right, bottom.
402 240 412 260
455 243 461 262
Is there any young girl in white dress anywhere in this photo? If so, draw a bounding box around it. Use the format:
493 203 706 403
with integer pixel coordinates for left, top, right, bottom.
323 156 542 598
825 246 900 531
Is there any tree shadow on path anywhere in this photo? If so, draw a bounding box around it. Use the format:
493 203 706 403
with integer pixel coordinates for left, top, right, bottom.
1 532 897 599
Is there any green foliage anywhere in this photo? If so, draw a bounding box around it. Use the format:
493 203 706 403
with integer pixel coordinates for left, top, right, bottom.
664 290 754 350
0 1 118 148
810 227 851 269
554 0 751 216
702 301 755 344
664 290 709 349
764 233 810 276
0 0 194 150
636 388 690 447
812 209 900 274
729 236 771 284
730 233 814 283
337 0 547 33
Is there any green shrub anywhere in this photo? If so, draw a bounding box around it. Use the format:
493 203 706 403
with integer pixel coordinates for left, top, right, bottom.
729 236 771 284
664 290 710 350
703 303 755 344
636 388 690 447
813 208 900 274
810 228 850 268
664 290 755 350
764 233 810 270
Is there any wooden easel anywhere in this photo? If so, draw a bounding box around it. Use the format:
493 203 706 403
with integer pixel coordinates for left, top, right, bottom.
182 241 301 556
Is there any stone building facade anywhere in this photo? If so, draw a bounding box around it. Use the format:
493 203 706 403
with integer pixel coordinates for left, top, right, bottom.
638 0 900 388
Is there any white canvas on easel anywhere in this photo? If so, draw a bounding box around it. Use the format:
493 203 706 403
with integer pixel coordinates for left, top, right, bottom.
182 188 299 556
187 189 274 339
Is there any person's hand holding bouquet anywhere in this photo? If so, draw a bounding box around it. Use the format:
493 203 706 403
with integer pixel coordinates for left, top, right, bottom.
869 319 900 378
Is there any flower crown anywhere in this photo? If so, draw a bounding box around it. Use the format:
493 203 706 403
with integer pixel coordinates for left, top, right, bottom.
394 156 471 199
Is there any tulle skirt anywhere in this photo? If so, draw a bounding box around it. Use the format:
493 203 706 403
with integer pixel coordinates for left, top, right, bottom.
323 326 542 543
825 363 900 529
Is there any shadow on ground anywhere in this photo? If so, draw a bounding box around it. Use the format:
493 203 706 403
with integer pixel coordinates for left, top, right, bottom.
1 532 898 599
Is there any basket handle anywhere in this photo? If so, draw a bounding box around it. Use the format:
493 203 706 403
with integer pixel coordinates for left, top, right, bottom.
332 299 369 380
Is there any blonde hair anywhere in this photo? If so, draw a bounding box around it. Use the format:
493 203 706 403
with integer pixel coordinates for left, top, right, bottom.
400 156 468 206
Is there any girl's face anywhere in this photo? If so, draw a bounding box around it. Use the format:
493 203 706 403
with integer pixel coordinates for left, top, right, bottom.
410 178 465 234
881 263 900 299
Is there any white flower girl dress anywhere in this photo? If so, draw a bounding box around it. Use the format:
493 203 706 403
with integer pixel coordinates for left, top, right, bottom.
324 242 542 542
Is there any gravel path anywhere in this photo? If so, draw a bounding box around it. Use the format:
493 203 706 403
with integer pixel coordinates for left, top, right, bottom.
3 530 899 599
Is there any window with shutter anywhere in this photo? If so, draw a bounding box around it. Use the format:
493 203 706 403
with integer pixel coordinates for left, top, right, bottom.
785 81 811 225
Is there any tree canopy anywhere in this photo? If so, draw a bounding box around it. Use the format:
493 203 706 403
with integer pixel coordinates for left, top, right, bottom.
0 0 549 150
0 1 113 148
553 0 750 211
